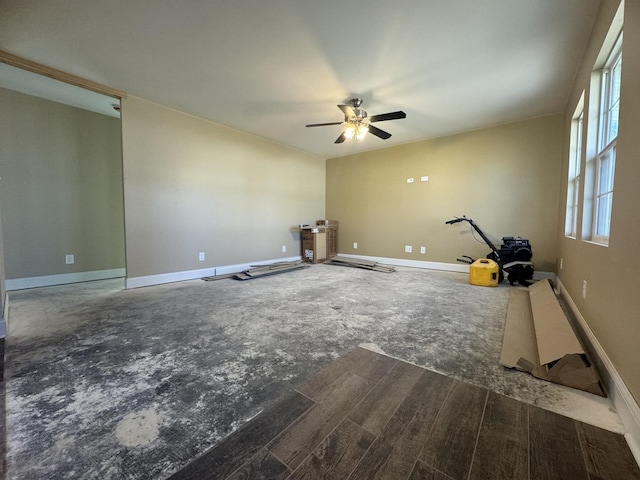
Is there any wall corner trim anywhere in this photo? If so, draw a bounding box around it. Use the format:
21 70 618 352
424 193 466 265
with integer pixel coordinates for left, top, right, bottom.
557 279 640 465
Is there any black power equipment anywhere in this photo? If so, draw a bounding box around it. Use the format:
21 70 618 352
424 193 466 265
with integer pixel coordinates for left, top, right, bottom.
445 216 534 286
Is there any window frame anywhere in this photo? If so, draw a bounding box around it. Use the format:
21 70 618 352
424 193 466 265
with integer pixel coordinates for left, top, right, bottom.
565 103 583 239
591 33 622 245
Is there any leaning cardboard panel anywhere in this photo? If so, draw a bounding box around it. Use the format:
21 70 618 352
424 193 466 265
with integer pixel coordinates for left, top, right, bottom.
529 279 582 364
501 288 547 378
501 279 605 396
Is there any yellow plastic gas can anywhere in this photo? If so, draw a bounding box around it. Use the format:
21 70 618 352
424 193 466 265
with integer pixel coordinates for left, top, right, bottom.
469 258 499 287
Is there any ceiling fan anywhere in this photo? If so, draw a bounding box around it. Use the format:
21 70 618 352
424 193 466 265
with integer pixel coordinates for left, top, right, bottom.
305 98 406 144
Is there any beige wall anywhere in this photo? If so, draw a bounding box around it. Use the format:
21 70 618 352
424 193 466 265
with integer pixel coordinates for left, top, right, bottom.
120 96 325 279
558 0 640 403
327 114 563 272
0 87 125 279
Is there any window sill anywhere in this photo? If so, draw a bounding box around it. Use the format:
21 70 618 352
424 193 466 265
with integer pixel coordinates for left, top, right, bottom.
582 238 609 247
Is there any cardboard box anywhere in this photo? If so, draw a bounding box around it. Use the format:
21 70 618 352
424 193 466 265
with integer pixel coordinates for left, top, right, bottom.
299 222 337 261
501 279 605 396
316 219 338 227
301 229 327 264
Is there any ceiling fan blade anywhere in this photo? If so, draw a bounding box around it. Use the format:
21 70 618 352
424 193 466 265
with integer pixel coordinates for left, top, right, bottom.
369 111 406 122
368 124 392 140
306 121 343 127
337 104 355 118
335 132 347 144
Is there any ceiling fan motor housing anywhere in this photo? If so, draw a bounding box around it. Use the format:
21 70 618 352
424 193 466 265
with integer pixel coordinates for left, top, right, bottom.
349 109 367 121
348 98 367 121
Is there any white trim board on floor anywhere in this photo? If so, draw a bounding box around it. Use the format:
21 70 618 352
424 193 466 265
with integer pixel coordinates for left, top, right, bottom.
337 254 470 273
5 268 126 291
557 279 640 466
125 256 303 289
214 256 303 276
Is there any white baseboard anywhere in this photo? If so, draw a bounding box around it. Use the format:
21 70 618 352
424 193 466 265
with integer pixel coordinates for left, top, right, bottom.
1 292 7 338
5 268 126 291
337 254 470 273
337 254 555 283
126 267 216 289
557 279 640 465
2 291 7 320
125 256 303 289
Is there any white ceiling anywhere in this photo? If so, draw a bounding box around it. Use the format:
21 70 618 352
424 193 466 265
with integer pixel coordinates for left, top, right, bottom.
0 0 599 159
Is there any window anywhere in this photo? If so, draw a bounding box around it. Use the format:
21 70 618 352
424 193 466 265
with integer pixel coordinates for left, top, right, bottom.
591 34 622 244
565 99 583 238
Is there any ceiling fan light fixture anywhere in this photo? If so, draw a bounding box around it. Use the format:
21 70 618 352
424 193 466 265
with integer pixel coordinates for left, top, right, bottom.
344 125 356 139
305 98 405 144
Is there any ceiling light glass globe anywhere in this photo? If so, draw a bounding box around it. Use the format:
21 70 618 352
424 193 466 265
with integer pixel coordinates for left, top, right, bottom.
344 126 355 139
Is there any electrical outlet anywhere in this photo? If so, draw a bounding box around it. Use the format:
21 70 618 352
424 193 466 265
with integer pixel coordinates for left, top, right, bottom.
406 177 414 183
421 176 429 182
282 245 287 253
420 246 426 254
353 242 358 249
405 245 412 253
65 254 74 265
582 280 587 299
560 258 563 270
199 252 205 261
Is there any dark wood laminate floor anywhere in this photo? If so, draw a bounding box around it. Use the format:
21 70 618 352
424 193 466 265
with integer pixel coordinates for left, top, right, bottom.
168 347 640 480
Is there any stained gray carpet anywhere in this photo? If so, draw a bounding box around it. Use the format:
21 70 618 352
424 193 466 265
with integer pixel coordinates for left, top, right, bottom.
4 265 620 479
